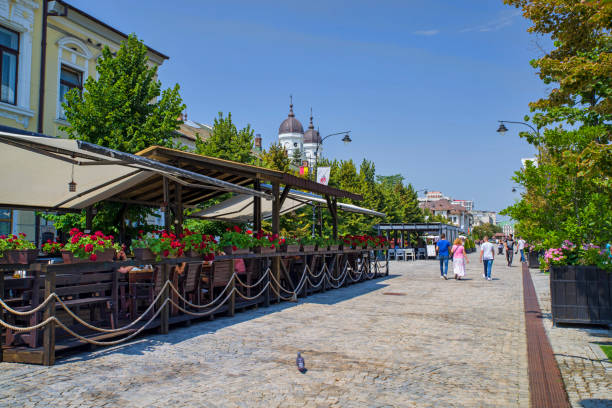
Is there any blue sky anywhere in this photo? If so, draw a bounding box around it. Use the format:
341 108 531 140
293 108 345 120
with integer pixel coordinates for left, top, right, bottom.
70 0 548 214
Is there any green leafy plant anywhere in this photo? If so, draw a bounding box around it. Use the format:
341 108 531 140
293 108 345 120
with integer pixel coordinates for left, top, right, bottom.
219 226 254 250
181 229 217 258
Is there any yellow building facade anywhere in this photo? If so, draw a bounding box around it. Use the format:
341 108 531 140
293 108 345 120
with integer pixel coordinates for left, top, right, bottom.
0 0 167 243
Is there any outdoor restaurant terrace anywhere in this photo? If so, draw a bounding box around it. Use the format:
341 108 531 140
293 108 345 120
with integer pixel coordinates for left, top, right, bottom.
0 129 388 365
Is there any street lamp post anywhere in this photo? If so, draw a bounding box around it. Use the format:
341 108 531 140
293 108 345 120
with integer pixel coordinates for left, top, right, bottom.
310 131 352 237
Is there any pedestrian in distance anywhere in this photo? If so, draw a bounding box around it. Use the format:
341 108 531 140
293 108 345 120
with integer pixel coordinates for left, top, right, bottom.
436 233 451 280
451 238 468 280
498 240 504 255
517 236 526 263
505 234 515 266
480 235 495 281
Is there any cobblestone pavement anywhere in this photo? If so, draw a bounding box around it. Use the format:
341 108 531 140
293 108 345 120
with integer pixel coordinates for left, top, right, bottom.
531 270 612 408
0 253 529 407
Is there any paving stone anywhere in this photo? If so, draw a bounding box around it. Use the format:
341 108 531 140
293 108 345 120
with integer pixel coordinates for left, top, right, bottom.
0 255 529 407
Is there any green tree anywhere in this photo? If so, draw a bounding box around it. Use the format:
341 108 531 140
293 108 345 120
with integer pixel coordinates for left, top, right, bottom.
471 223 502 240
62 34 184 153
196 112 254 163
501 0 612 247
48 34 185 238
261 143 291 172
291 147 303 167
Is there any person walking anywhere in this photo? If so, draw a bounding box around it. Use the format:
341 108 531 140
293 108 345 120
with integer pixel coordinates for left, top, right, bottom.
436 233 451 280
517 236 526 263
480 235 495 281
451 238 468 280
505 234 515 266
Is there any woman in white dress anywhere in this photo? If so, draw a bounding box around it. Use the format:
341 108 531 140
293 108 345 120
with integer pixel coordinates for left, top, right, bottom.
451 238 469 280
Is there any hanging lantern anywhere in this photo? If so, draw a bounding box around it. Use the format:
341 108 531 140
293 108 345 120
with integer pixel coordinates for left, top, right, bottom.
68 160 76 192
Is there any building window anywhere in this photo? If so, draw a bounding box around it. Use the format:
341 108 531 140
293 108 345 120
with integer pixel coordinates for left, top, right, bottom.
0 209 11 235
0 26 19 105
58 65 83 119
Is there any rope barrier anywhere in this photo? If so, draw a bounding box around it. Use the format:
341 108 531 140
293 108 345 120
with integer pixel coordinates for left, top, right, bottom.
0 252 378 347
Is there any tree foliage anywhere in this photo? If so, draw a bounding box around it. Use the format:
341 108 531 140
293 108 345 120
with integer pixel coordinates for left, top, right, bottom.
501 0 612 248
48 34 184 239
195 112 254 163
62 34 184 153
471 223 502 241
261 143 291 172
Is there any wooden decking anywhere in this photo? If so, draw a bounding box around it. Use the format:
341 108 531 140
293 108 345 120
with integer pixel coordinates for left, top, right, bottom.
522 262 570 407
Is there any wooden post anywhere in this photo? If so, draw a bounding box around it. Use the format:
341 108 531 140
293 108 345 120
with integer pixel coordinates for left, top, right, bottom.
228 259 235 317
253 179 262 232
85 206 93 233
175 182 183 236
42 265 56 366
163 177 171 231
160 263 169 335
264 258 270 307
271 183 281 303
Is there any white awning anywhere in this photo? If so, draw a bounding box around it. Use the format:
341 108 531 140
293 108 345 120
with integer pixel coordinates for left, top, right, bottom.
190 184 386 221
0 131 271 210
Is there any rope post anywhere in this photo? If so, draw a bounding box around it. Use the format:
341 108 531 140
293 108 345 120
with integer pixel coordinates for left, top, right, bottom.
42 265 56 366
264 261 270 307
320 255 326 293
273 256 281 303
160 263 169 335
228 260 235 317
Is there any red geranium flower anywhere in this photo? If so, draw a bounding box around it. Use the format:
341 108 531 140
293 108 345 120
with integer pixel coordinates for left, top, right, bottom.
89 254 97 261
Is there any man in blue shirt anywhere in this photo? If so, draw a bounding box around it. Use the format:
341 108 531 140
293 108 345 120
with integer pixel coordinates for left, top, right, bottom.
436 233 451 279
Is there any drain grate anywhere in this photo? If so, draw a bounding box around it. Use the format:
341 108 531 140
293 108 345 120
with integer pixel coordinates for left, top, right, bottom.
383 292 406 296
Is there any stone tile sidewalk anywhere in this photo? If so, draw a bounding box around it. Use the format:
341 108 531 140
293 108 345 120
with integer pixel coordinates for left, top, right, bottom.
531 270 612 408
0 254 529 407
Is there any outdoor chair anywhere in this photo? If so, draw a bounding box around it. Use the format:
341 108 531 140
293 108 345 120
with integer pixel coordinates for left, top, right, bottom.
128 270 154 319
406 248 416 261
394 248 406 261
417 248 427 259
182 262 202 307
388 249 396 260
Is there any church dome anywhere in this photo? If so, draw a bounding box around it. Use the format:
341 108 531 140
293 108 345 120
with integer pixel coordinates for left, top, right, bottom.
303 112 321 144
278 102 304 135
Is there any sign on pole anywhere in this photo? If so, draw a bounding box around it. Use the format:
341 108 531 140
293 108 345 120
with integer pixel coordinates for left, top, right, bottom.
317 167 330 185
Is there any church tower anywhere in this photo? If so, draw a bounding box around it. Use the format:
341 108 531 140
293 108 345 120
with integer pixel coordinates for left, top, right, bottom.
277 96 304 159
303 109 321 167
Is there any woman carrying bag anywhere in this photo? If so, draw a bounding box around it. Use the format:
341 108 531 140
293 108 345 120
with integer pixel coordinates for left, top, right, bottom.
451 238 469 280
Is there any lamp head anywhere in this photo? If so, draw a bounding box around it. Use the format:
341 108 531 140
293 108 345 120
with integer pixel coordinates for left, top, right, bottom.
497 122 508 135
342 134 352 144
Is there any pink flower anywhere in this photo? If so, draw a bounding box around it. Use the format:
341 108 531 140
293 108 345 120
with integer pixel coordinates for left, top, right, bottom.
84 244 94 253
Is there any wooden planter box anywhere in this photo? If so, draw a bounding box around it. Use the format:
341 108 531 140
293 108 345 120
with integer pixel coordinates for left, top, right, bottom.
133 247 155 261
254 246 276 255
327 245 339 251
223 246 250 255
2 249 38 264
61 248 115 264
528 251 541 269
278 244 300 253
301 244 315 252
550 265 612 326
